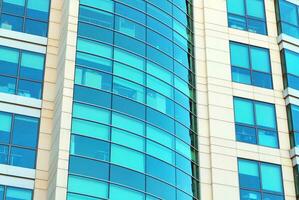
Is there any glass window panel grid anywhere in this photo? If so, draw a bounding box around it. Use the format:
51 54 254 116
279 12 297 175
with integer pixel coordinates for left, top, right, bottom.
230 41 273 89
69 1 198 199
276 0 299 40
281 49 299 91
227 0 267 35
287 104 299 148
238 159 284 199
0 111 39 169
233 97 279 148
0 0 50 36
0 45 45 99
0 185 33 200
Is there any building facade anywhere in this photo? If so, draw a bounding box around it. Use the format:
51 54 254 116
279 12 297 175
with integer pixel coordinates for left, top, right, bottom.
0 0 298 200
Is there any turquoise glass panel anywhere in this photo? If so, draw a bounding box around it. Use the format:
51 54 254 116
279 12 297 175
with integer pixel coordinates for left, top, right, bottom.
111 144 145 172
68 175 108 198
147 89 174 116
76 52 112 72
71 118 110 140
238 159 260 190
27 0 50 21
258 129 278 148
246 0 265 19
230 43 250 69
114 48 145 70
114 62 145 84
255 102 276 129
115 16 145 41
72 103 110 124
6 187 32 200
291 105 299 131
110 185 145 200
111 128 145 151
0 46 19 76
112 112 145 136
20 51 44 81
250 47 270 73
146 125 174 149
280 0 298 25
147 61 173 84
285 50 299 76
175 76 190 97
176 139 191 160
261 163 283 193
234 98 254 125
80 0 114 12
77 38 113 59
0 112 12 133
147 75 173 99
68 193 99 200
147 140 174 164
227 0 245 15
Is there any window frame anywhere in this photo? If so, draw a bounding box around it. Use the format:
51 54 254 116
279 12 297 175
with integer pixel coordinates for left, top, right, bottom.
0 184 33 200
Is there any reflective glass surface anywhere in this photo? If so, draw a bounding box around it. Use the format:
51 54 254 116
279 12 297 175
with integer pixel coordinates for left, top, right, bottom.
0 185 33 200
234 97 278 148
67 0 198 199
282 49 299 91
0 0 50 36
287 104 299 148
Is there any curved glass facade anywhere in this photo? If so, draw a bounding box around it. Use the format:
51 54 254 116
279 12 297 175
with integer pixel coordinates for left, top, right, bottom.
67 0 199 199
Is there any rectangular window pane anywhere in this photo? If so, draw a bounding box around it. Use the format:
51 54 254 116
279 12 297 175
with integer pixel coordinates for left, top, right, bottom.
111 128 145 151
234 98 254 125
112 112 145 136
72 103 111 124
260 163 283 193
10 147 36 168
110 184 144 200
80 0 114 12
77 38 112 59
0 46 19 76
238 159 260 190
147 140 174 164
20 51 44 81
255 102 276 129
246 0 265 19
227 0 245 15
250 47 270 73
6 187 32 200
230 43 250 69
0 112 12 143
27 0 50 20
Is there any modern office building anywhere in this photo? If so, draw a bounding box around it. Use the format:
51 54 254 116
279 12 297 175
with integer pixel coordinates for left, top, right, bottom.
0 0 298 199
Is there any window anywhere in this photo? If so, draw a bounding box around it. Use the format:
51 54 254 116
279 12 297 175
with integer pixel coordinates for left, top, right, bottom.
230 42 272 89
233 97 278 148
146 177 176 200
0 185 33 200
110 184 145 200
0 0 50 36
0 46 45 99
287 104 299 147
227 0 267 35
277 0 299 39
282 49 299 90
238 159 284 200
0 111 39 169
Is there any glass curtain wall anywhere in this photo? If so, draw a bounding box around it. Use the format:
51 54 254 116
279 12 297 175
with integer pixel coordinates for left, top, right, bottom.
67 0 199 200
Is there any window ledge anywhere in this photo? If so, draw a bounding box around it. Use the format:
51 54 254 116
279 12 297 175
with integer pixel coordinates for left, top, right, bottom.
0 93 41 109
283 87 299 99
286 0 299 6
0 164 35 179
278 33 299 49
0 28 47 45
0 174 34 189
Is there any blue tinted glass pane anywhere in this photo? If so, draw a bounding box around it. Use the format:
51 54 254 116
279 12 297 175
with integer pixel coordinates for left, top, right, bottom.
147 16 172 40
111 128 145 151
114 62 145 84
258 129 278 148
261 163 283 193
236 125 257 144
228 14 246 31
71 118 110 141
77 38 112 58
234 98 254 125
79 6 114 29
262 194 283 200
12 115 39 148
230 43 249 69
110 184 145 200
0 14 23 32
115 0 145 11
110 164 145 191
238 159 260 190
10 147 36 168
246 0 265 19
0 76 16 94
0 186 3 199
147 29 173 56
232 67 251 85
175 104 191 128
115 33 145 56
288 74 299 90
291 105 299 131
250 47 270 73
285 50 299 76
147 108 174 133
80 0 114 12
74 85 111 108
114 48 145 70
0 46 19 76
111 144 145 172
76 52 112 73
240 189 261 200
146 155 175 184
0 112 12 143
6 187 32 200
75 67 112 91
147 4 172 25
72 103 111 124
146 177 176 200
27 0 50 21
252 72 272 89
255 102 276 129
25 19 48 37
247 19 267 35
115 16 145 41
280 1 298 25
147 61 173 85
282 22 299 38
17 80 42 99
227 0 245 15
149 0 172 14
147 46 173 71
0 145 9 164
113 77 145 103
78 22 113 44
67 193 99 200
147 140 174 165
176 139 192 160
112 112 145 136
147 75 173 99
69 156 109 180
2 0 25 15
147 89 174 117
176 153 193 176
115 3 145 24
68 175 108 199
146 125 174 149
176 170 193 195
70 135 110 161
20 51 44 81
